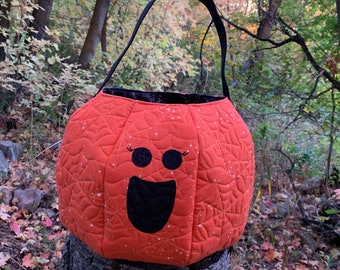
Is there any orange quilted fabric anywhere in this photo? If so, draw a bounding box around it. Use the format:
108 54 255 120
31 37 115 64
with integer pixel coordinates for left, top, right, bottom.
56 90 254 266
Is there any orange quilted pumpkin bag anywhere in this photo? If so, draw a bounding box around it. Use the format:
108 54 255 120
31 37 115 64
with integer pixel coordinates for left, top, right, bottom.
56 0 254 266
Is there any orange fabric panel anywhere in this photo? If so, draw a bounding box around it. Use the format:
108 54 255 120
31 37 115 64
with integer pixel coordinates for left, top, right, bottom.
56 91 254 266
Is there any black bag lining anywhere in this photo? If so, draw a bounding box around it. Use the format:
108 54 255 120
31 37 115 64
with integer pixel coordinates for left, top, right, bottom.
103 88 225 104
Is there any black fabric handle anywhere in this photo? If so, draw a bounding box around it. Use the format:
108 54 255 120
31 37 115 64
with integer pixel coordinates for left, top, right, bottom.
97 0 230 99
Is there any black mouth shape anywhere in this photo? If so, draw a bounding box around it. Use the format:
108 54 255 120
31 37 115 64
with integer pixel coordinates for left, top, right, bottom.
127 176 176 234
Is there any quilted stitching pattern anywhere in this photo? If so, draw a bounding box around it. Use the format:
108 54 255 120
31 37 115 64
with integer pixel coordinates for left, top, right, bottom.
56 91 254 266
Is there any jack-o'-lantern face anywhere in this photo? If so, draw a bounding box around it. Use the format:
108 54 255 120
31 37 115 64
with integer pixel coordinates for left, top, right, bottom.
127 147 188 233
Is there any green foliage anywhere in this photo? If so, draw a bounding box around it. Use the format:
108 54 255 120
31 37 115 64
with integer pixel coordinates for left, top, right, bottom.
0 0 94 154
44 1 223 96
104 0 201 91
50 0 224 93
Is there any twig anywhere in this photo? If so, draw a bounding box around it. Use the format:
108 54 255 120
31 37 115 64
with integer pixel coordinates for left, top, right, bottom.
284 72 323 130
199 19 214 93
221 15 295 47
33 140 62 160
324 88 337 192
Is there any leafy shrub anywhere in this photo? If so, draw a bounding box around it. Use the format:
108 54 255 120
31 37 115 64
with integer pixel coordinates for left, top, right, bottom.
0 0 95 156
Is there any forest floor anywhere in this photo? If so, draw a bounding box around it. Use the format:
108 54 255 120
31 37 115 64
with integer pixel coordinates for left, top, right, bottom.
0 113 339 269
232 182 340 270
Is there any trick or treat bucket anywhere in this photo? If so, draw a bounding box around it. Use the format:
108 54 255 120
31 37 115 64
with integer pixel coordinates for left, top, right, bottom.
56 0 254 266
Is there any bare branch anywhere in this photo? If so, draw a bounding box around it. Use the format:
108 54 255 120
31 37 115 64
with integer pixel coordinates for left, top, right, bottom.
221 16 340 91
222 15 294 47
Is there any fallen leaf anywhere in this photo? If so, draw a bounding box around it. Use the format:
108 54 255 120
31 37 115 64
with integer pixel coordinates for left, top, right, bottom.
287 238 301 251
330 248 340 259
263 249 275 262
261 241 273 251
22 253 37 268
332 189 340 200
48 231 66 241
274 251 283 260
42 216 53 227
263 200 272 208
10 221 21 236
309 260 320 266
51 202 59 210
296 265 309 270
0 203 13 221
0 252 11 267
36 253 49 265
300 259 321 267
54 250 62 259
55 239 64 251
0 210 10 221
275 193 288 201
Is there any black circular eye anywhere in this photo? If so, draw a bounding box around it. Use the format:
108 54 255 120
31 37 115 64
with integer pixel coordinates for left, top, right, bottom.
131 147 152 167
162 149 183 170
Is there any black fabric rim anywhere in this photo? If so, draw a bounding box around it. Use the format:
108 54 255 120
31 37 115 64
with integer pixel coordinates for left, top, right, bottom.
102 88 225 104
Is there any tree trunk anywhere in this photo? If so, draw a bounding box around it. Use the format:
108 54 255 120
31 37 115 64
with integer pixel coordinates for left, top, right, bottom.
101 13 108 54
255 0 283 60
29 0 53 40
61 233 231 270
78 0 111 69
257 0 282 39
0 0 11 61
30 0 54 40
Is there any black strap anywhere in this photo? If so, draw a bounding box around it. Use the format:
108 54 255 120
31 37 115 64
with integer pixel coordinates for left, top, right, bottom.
97 0 230 99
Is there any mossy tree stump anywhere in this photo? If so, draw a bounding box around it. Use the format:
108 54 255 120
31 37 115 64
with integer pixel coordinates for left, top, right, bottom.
61 233 231 270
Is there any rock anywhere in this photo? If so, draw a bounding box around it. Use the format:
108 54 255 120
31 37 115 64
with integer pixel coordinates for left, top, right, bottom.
13 188 43 212
299 177 323 194
0 141 24 161
62 233 231 270
44 208 57 218
0 150 9 180
0 186 13 205
276 201 292 218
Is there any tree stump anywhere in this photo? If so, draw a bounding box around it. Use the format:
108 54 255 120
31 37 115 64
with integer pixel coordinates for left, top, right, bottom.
61 233 231 270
